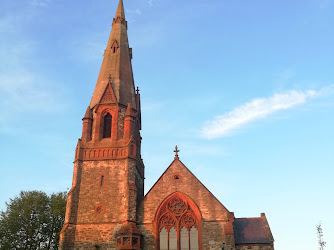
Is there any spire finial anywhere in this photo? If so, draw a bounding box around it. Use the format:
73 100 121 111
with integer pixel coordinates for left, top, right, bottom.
136 87 140 94
174 145 180 159
115 0 125 19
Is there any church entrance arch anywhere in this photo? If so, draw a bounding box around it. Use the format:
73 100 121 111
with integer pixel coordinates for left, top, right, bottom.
155 192 202 250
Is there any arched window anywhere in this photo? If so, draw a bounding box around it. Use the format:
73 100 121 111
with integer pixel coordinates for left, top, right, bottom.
157 194 200 250
111 40 118 53
103 113 112 138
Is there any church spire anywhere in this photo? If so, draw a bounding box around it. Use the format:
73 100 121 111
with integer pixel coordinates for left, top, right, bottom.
59 1 144 248
90 0 136 109
115 0 125 19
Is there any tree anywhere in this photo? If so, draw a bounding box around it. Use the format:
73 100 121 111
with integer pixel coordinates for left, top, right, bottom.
0 191 66 250
316 222 326 250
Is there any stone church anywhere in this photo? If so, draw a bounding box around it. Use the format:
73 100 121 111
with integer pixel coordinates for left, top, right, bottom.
59 1 274 249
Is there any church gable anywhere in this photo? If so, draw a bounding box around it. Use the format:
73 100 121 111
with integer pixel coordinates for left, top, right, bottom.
138 157 236 250
99 81 117 104
139 157 231 223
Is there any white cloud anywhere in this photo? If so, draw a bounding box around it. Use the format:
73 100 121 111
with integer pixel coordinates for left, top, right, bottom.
201 89 319 139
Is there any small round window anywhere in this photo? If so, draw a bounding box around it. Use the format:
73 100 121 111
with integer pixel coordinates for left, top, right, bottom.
96 206 105 215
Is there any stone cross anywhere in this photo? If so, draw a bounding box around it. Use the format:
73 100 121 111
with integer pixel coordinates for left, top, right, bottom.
174 145 180 159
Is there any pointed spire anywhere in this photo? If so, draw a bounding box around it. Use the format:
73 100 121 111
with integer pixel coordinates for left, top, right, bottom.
90 0 136 109
115 0 125 20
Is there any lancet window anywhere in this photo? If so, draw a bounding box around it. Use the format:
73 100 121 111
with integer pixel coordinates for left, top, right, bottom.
111 40 118 54
157 195 200 250
103 113 112 138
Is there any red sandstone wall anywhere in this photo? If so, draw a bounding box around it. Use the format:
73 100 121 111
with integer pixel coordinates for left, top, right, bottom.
138 159 235 250
76 160 128 223
236 245 274 250
60 158 138 249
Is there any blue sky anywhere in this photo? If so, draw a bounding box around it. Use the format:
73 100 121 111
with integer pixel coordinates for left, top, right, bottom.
0 0 333 249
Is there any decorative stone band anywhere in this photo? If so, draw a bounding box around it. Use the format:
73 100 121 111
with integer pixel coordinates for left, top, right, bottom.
74 143 136 161
81 147 134 160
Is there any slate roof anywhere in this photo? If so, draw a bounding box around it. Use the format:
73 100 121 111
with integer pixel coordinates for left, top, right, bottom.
233 217 274 245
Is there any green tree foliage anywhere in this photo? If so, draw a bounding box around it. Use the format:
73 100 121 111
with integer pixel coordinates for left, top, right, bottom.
0 191 66 250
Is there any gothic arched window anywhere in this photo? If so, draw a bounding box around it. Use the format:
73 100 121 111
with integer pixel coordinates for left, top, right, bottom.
103 113 112 138
157 194 200 250
111 40 118 54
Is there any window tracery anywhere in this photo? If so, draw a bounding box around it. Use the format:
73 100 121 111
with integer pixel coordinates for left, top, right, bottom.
157 194 200 250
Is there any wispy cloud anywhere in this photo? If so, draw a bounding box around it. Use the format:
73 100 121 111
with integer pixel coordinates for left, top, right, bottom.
131 23 165 47
320 0 332 9
126 8 143 23
0 38 65 130
201 89 320 139
72 40 105 62
0 69 67 136
147 0 154 7
29 0 51 7
0 71 64 113
128 8 142 16
0 16 14 33
276 69 296 81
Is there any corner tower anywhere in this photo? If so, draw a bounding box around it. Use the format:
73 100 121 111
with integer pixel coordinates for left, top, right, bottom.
59 0 144 249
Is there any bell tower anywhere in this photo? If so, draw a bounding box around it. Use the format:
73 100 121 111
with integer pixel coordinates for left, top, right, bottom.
59 0 144 249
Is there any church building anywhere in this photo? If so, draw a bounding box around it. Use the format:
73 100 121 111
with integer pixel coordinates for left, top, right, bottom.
59 1 274 249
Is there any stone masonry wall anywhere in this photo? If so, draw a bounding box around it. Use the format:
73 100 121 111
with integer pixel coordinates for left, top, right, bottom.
236 245 274 250
138 159 235 250
60 158 137 248
76 160 128 224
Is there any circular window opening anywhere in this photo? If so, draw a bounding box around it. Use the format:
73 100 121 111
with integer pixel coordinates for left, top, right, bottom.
174 175 180 180
96 206 105 214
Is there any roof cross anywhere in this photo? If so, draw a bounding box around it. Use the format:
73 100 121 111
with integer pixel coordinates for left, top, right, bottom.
136 87 140 94
174 145 180 159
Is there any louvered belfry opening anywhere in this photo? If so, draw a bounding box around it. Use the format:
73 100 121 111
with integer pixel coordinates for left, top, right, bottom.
103 113 112 138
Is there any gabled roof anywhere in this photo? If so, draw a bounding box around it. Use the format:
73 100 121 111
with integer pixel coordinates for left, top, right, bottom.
233 215 274 245
144 157 230 213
